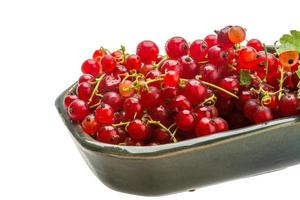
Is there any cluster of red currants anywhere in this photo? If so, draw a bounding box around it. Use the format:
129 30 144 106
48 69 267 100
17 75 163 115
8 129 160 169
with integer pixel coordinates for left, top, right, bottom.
64 25 300 146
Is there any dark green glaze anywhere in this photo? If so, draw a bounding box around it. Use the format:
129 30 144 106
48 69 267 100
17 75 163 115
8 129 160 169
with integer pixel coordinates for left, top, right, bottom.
56 85 300 196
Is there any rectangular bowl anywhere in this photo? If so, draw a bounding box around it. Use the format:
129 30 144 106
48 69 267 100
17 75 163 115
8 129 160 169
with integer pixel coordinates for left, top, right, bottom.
56 85 300 196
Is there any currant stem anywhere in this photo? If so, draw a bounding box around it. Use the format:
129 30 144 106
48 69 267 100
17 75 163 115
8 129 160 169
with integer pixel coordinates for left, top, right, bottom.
278 67 286 100
201 80 239 99
112 121 130 127
147 120 177 143
88 73 106 105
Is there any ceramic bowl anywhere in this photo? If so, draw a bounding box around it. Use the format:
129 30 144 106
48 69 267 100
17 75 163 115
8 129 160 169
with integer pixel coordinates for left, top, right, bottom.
56 83 300 196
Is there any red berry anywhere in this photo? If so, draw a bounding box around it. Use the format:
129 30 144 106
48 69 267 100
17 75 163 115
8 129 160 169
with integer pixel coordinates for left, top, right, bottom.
169 95 191 111
152 128 171 144
149 105 170 126
136 40 159 64
219 76 240 99
76 82 93 102
140 86 161 109
164 70 180 87
178 55 198 79
95 103 114 125
93 48 106 60
204 34 218 48
175 110 195 131
81 59 101 77
243 99 259 121
64 94 78 108
213 117 229 132
101 55 117 73
160 59 182 74
99 74 121 93
194 105 218 119
246 39 264 52
97 126 120 144
125 54 142 71
195 117 217 136
68 99 90 121
139 64 154 75
123 97 142 120
165 36 189 59
183 79 208 105
253 106 273 124
127 119 150 141
278 94 299 117
216 26 234 48
237 46 257 70
78 74 95 84
189 39 208 62
102 91 123 111
82 114 99 135
198 64 221 84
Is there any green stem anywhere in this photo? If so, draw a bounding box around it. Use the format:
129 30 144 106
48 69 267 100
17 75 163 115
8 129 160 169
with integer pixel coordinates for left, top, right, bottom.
148 120 177 143
278 67 286 100
88 73 105 104
201 81 239 99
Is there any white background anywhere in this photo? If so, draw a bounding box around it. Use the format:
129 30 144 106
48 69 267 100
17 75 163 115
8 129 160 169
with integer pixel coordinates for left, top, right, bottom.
1 0 300 199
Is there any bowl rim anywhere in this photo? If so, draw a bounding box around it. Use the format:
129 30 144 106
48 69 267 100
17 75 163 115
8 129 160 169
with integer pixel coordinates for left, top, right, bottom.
56 83 300 157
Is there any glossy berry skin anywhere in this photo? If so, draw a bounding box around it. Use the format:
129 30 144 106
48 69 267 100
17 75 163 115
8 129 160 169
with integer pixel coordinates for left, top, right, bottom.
97 126 120 144
125 54 142 71
204 34 218 48
140 86 161 109
278 94 299 117
208 45 234 66
76 82 93 102
253 106 273 124
169 95 192 111
64 94 78 108
228 26 246 44
219 76 240 99
139 64 154 75
263 95 278 110
183 79 208 105
194 105 218 119
164 70 179 87
127 119 150 141
195 117 217 136
101 55 117 73
119 80 134 97
243 99 259 121
95 103 114 125
161 86 178 101
178 55 198 79
68 99 90 121
123 97 142 120
81 59 101 77
149 105 170 125
198 64 220 84
93 48 106 60
165 36 189 59
215 97 234 117
102 91 123 111
254 51 279 79
189 39 208 62
82 114 99 135
237 46 257 70
99 75 121 93
78 74 95 84
152 128 171 144
136 40 159 64
246 39 264 51
175 110 195 131
213 117 229 132
160 60 182 74
216 26 234 49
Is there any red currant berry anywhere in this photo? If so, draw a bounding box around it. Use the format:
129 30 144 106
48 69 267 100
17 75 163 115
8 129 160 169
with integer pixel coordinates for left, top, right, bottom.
113 64 128 76
169 95 192 111
64 94 78 108
102 91 123 111
140 86 161 109
189 39 208 62
194 105 218 119
119 80 134 97
253 106 273 124
149 105 170 126
76 82 93 102
123 97 142 120
68 99 90 121
81 59 101 77
95 103 114 125
82 114 99 135
136 40 159 64
219 76 240 99
213 117 229 132
97 126 120 144
246 39 264 52
139 64 154 75
164 70 180 87
175 109 195 131
198 63 221 84
243 99 259 121
152 128 171 144
204 34 218 48
125 54 142 71
195 117 217 136
237 46 257 70
99 74 121 93
127 119 150 141
101 55 117 73
216 26 234 48
78 74 95 84
178 55 198 79
160 59 182 74
278 94 299 117
165 36 189 59
183 79 208 105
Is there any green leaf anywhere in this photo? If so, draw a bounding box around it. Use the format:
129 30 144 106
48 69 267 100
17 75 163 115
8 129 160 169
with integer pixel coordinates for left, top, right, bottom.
278 30 300 53
240 70 252 86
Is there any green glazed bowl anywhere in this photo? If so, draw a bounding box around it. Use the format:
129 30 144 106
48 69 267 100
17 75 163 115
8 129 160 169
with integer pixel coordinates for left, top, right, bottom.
56 85 300 196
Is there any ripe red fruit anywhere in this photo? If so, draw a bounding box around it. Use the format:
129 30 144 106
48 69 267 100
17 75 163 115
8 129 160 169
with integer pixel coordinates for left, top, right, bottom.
178 55 198 79
101 55 117 73
278 94 299 117
246 39 264 52
216 26 234 48
160 59 182 74
136 40 159 64
97 126 120 144
149 105 170 126
189 39 208 62
68 99 90 121
213 117 229 132
237 46 257 70
195 117 217 136
219 76 240 99
253 106 273 124
82 114 99 135
123 97 142 120
164 70 180 87
99 74 121 93
93 48 106 60
152 128 171 144
175 110 195 131
169 95 192 111
254 51 279 79
125 54 142 71
183 79 208 105
204 34 218 48
81 59 101 77
243 99 259 121
198 64 220 84
95 103 114 125
140 86 161 108
64 94 78 108
102 91 123 111
78 74 95 84
194 105 218 119
76 82 93 102
127 119 150 141
165 36 189 59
